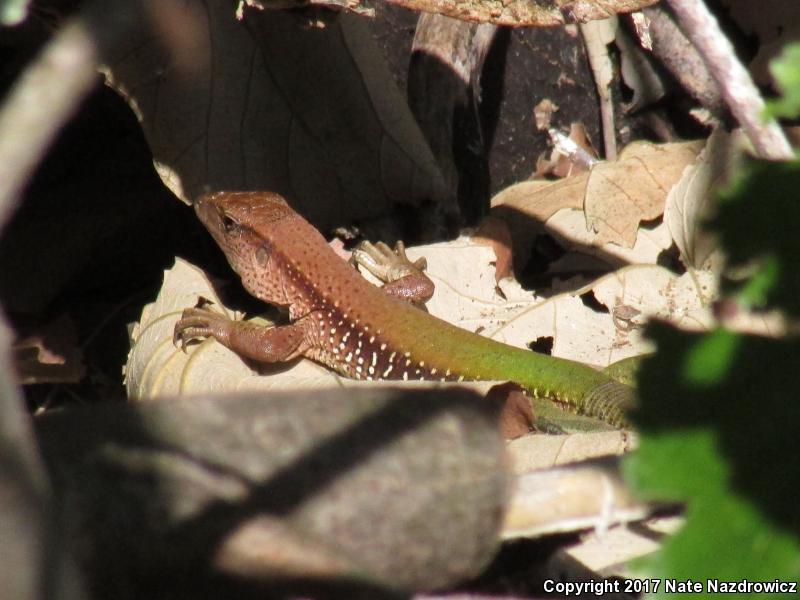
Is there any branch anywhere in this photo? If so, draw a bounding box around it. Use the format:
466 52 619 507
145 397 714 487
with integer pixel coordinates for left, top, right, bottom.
666 0 793 160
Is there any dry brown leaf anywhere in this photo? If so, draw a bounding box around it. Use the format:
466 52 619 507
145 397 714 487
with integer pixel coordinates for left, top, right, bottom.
584 139 704 247
473 216 515 282
486 383 535 439
492 139 702 276
102 4 447 230
492 176 586 221
13 315 85 384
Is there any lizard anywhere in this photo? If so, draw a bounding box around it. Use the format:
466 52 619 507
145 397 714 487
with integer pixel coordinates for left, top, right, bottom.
173 191 636 428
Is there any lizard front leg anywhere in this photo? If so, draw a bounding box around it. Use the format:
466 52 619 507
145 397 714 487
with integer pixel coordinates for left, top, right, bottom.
351 240 434 304
173 305 314 363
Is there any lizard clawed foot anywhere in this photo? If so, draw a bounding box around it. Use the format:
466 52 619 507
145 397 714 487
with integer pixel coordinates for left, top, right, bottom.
173 304 233 351
351 240 427 284
351 240 434 304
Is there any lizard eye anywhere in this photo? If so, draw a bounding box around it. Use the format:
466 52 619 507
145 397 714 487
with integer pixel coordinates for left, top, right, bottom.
221 214 237 233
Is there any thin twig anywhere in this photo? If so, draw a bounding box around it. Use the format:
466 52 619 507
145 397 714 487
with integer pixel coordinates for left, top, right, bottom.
666 0 793 160
580 19 618 160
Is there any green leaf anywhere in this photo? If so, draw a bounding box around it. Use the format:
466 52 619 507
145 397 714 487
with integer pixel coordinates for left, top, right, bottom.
1 0 29 25
624 323 800 597
767 43 800 119
710 158 800 316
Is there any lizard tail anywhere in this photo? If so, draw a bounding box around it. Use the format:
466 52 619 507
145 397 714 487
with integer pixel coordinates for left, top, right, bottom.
581 380 637 428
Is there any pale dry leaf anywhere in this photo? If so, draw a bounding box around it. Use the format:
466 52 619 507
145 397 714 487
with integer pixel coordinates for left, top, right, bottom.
492 177 586 220
125 259 249 400
584 139 704 247
664 128 750 271
503 457 649 539
591 265 718 332
483 265 719 368
102 3 447 230
406 241 641 367
545 207 673 267
567 515 684 575
507 431 633 473
591 264 782 339
403 238 536 325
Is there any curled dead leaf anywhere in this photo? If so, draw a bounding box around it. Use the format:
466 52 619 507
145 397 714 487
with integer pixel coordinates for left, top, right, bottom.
102 4 448 229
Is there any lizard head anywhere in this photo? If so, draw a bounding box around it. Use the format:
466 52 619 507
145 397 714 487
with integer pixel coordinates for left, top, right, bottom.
193 191 299 304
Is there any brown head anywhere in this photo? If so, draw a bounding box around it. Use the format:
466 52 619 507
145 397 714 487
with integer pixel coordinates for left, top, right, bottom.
193 191 305 304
